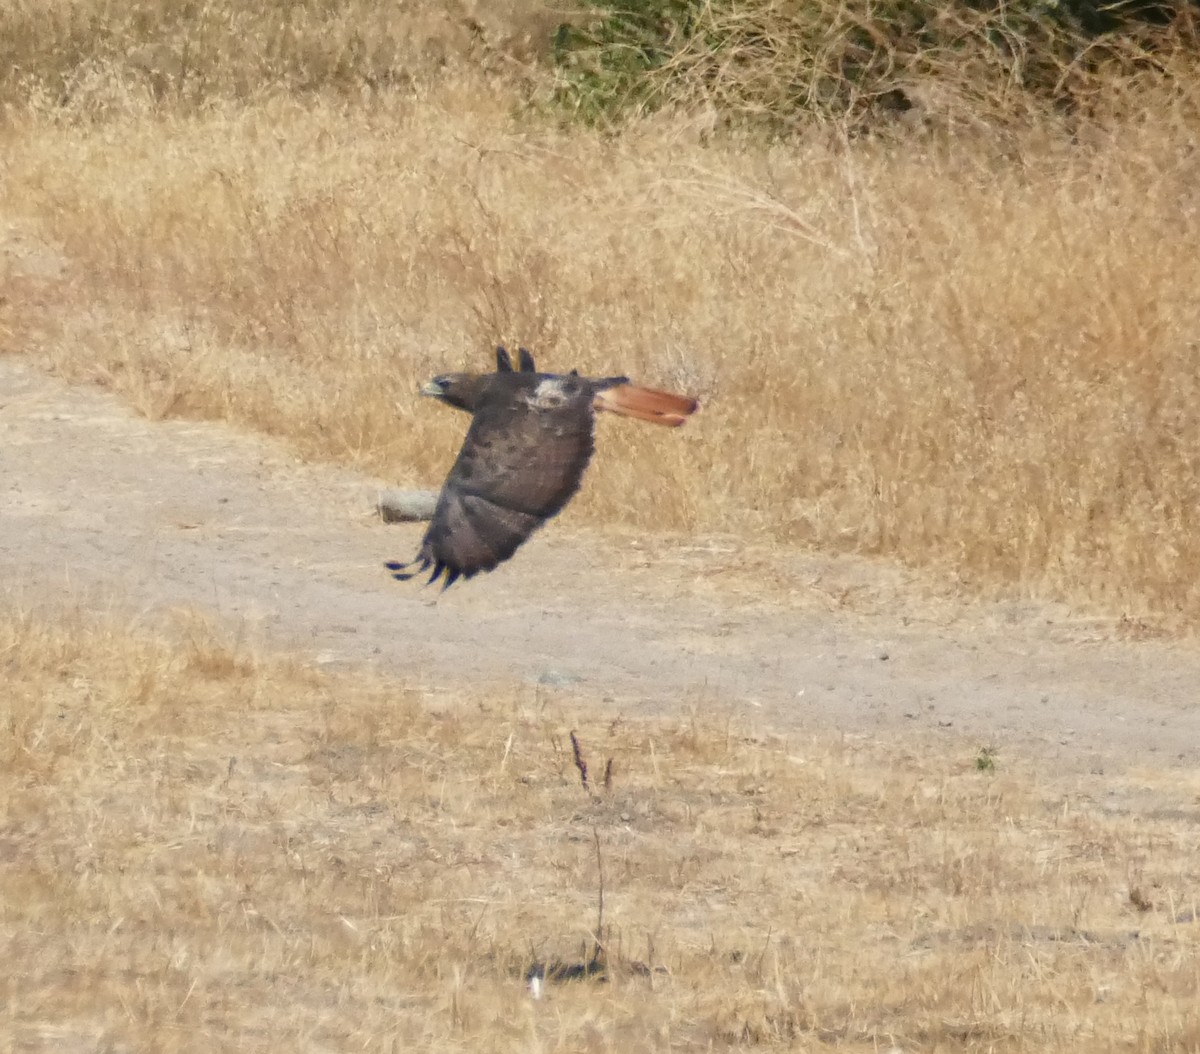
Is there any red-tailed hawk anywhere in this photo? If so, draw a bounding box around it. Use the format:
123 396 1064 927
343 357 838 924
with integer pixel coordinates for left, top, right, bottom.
386 346 700 588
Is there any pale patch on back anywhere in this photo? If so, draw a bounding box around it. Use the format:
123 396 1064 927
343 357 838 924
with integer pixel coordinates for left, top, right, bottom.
520 377 577 411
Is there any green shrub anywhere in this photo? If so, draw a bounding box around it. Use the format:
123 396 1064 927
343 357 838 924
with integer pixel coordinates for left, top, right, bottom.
549 0 1198 130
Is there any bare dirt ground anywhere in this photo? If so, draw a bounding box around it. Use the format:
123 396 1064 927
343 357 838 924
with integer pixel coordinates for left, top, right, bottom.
3 356 1198 773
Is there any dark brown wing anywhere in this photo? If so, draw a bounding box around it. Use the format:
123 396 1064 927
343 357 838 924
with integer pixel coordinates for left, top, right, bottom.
386 374 597 588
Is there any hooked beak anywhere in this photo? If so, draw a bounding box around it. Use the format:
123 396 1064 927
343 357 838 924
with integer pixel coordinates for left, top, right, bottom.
420 380 444 398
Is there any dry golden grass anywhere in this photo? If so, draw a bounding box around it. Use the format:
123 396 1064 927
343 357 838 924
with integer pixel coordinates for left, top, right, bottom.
2 609 1198 1052
4 12 1198 1049
3 0 1200 623
0 0 559 108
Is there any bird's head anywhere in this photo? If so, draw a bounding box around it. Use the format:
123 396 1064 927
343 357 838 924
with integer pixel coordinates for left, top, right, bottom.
420 372 486 414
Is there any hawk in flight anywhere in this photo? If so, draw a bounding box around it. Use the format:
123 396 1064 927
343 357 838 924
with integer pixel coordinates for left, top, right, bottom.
385 346 700 589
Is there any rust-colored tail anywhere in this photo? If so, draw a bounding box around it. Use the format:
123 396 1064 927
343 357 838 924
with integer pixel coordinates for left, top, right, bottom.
593 384 700 427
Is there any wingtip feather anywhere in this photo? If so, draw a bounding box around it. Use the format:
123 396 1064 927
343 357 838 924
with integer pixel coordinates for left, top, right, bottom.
386 557 465 589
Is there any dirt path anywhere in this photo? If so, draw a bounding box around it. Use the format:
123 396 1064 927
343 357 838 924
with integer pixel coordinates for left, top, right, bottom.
3 357 1198 770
